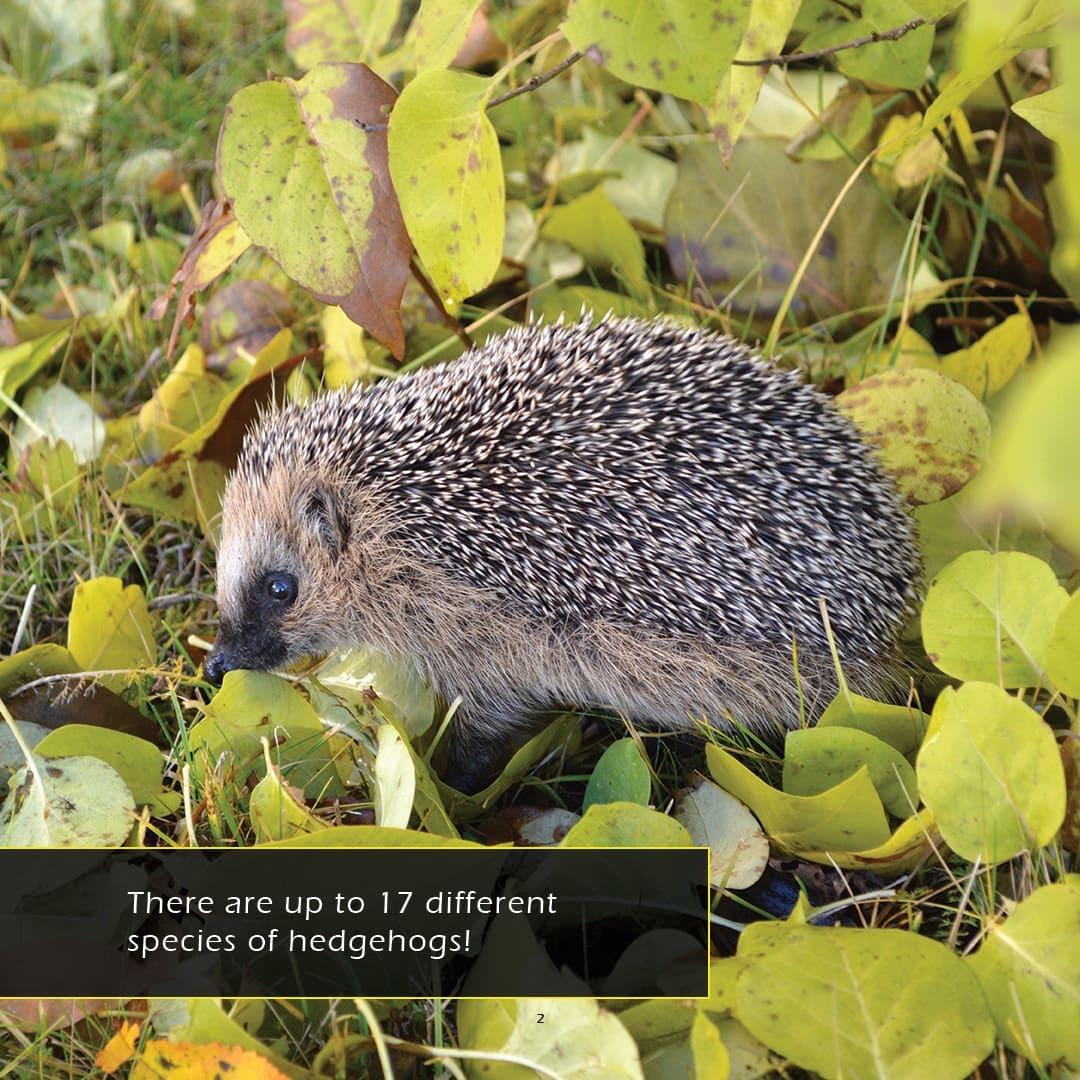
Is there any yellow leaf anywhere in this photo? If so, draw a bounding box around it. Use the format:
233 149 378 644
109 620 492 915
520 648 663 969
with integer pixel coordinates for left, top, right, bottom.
934 313 1034 398
837 367 990 504
388 68 504 302
705 743 891 854
67 578 156 691
138 343 222 433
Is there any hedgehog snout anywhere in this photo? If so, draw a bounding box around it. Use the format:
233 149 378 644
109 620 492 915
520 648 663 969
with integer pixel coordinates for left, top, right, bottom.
203 644 236 686
203 622 293 686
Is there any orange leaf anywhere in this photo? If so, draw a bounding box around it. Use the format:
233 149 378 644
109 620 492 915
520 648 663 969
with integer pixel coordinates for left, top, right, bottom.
95 1020 141 1073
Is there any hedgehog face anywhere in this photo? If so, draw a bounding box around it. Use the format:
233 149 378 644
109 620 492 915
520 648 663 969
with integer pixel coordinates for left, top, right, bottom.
204 468 357 686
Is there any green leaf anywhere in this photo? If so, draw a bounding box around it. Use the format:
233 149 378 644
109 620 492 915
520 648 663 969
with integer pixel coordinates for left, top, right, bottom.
690 1012 730 1079
902 312 1034 400
35 725 175 815
450 714 581 805
414 0 480 72
966 878 1080 1067
0 645 79 697
1013 84 1068 139
837 368 990 504
735 923 995 1080
791 807 937 875
978 329 1080 553
783 727 919 819
1046 588 1080 697
319 305 389 389
709 0 800 160
0 755 135 847
218 62 410 354
309 646 435 739
1050 36 1080 301
802 0 935 90
0 645 161 748
135 342 228 437
563 0 752 106
542 187 648 296
190 670 347 798
121 331 292 530
373 721 415 828
917 0 1064 142
0 330 68 416
706 743 891 853
0 76 97 137
387 68 504 303
5 438 83 523
914 483 1062 585
817 692 929 755
249 765 328 842
561 801 694 847
916 682 1066 863
284 0 401 69
619 997 696 1040
792 85 875 162
583 738 651 811
10 383 106 466
665 138 941 324
460 998 642 1077
66 578 156 692
921 550 1069 686
0 0 109 78
552 128 677 230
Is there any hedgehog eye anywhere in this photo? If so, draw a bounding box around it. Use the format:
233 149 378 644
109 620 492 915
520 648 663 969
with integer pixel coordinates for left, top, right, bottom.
265 571 298 606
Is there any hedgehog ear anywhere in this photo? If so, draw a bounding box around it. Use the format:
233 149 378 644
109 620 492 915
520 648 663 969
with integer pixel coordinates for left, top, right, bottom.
303 486 350 555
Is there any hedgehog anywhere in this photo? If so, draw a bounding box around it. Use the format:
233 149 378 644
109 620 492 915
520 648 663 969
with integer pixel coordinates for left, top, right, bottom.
204 316 921 792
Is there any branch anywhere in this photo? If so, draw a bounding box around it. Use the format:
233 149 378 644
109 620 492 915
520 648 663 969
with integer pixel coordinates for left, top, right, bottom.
732 17 928 67
488 50 585 109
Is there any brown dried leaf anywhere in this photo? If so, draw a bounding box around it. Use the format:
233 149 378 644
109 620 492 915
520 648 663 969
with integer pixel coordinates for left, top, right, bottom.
148 197 252 361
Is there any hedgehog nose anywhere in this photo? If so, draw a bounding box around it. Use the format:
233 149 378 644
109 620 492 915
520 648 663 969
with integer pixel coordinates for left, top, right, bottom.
203 647 235 687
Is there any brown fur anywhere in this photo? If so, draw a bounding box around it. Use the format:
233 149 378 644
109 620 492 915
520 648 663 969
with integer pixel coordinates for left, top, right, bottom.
214 465 898 789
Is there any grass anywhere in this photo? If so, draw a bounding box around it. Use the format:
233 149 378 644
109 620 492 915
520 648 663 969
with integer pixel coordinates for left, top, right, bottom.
2 0 285 657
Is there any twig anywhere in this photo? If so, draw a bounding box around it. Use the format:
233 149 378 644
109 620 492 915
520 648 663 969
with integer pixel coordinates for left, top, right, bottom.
488 50 585 109
733 18 928 67
147 592 211 611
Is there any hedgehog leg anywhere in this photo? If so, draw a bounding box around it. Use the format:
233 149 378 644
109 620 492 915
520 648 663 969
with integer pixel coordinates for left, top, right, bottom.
441 696 548 793
443 735 495 794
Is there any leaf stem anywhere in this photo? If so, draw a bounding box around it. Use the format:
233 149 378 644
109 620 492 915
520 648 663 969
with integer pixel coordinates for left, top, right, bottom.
408 257 473 352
